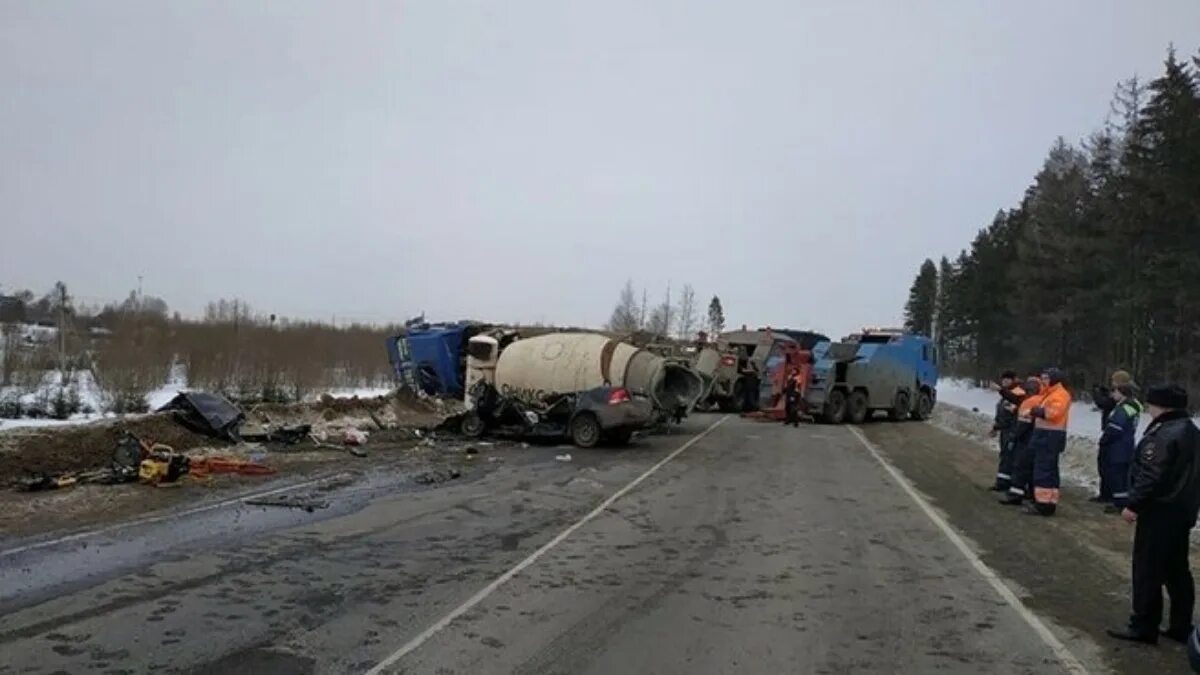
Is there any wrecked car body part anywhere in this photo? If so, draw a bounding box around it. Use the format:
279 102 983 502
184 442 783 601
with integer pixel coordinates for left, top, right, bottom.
488 333 704 414
157 392 245 441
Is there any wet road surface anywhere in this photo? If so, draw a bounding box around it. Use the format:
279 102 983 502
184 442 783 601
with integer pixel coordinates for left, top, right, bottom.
0 415 1173 673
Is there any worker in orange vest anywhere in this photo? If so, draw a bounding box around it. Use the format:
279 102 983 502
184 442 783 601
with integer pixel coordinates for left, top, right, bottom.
1027 367 1071 516
1000 376 1045 505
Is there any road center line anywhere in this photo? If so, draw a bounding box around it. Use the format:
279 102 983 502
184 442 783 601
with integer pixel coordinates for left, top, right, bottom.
847 425 1089 675
364 415 730 675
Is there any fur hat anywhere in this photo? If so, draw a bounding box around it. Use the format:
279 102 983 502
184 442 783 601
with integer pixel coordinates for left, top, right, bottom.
1111 370 1133 387
1146 385 1188 410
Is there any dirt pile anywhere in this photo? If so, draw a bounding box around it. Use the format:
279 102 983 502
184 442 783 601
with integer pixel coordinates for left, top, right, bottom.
0 414 217 484
0 390 463 486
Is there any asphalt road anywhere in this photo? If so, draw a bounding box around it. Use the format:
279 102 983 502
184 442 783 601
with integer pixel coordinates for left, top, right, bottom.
0 415 1148 674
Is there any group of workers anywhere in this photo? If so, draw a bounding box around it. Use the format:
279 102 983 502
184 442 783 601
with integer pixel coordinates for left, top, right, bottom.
989 368 1200 646
989 367 1072 515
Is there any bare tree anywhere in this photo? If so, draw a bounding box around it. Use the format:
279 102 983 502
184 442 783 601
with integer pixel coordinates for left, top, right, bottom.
675 284 697 339
647 283 674 337
606 280 641 333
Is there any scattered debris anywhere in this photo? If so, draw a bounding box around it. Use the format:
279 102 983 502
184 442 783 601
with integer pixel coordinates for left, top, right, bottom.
413 468 462 485
342 428 368 446
239 423 313 445
245 494 329 512
18 474 78 492
157 392 245 441
556 453 573 462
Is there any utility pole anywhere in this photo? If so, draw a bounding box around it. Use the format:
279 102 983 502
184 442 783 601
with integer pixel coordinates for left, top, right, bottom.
57 282 68 373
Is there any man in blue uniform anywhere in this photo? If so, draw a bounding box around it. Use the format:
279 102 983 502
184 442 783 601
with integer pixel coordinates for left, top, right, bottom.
1100 383 1142 514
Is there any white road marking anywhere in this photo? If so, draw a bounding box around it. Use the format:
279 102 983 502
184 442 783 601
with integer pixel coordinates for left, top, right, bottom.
364 415 730 675
0 472 352 558
848 425 1089 675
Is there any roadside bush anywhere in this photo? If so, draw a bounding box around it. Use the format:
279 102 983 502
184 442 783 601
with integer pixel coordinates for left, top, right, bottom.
0 389 22 419
49 383 83 419
91 314 172 414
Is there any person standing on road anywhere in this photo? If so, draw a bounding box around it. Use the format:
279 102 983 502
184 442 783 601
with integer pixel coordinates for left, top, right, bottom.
1026 368 1071 516
782 367 803 427
1108 385 1200 645
991 371 1026 492
1000 376 1044 506
1100 383 1142 515
1092 370 1134 503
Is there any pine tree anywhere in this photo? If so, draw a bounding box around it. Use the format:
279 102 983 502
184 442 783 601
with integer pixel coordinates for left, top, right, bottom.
707 296 725 335
895 47 1200 393
903 259 938 337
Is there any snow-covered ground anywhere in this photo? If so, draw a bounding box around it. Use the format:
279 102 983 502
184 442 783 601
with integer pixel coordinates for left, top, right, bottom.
0 364 394 432
937 378 1131 440
936 378 1200 492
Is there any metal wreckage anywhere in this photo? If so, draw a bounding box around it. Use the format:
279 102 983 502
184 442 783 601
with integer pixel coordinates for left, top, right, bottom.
386 322 941 446
386 324 707 447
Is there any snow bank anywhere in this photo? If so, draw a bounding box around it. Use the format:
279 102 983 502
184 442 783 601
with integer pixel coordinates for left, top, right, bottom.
938 378 1155 441
931 401 1102 491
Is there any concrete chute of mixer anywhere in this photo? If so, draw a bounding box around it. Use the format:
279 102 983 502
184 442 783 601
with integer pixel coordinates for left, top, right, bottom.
479 333 705 414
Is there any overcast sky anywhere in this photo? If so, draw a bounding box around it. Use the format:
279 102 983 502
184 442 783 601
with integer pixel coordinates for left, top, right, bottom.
2 2 1198 337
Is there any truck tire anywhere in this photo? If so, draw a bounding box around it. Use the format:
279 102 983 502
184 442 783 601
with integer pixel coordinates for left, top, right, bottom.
889 391 911 422
911 391 934 421
720 380 745 412
461 412 486 438
847 391 869 424
570 413 601 448
824 389 847 424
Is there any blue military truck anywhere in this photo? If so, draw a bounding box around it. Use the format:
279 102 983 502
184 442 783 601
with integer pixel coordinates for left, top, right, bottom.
804 328 938 424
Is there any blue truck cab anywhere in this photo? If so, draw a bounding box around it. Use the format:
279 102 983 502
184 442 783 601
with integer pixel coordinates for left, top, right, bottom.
386 323 474 397
805 328 938 424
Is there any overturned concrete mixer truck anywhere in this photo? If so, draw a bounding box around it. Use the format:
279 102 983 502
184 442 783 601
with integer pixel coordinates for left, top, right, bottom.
461 332 706 447
387 325 706 447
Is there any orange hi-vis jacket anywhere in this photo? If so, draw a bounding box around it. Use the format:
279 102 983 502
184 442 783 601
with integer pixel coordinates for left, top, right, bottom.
1034 383 1071 432
1016 392 1045 423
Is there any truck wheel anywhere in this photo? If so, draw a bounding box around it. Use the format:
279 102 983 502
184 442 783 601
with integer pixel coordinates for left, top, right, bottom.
825 390 847 424
911 391 934 421
570 413 601 448
889 392 911 422
847 391 868 424
461 412 486 438
730 380 746 412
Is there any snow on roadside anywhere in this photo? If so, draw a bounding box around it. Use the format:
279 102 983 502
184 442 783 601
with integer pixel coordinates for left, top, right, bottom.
313 387 394 401
937 378 1158 441
936 378 1108 491
931 400 1103 492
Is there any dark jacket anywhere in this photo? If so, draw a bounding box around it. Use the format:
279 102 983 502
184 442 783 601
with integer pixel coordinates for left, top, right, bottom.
1127 409 1200 523
993 385 1026 432
1093 385 1117 429
1098 399 1142 464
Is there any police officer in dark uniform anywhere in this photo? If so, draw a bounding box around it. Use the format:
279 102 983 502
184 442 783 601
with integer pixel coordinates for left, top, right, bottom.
1108 385 1200 645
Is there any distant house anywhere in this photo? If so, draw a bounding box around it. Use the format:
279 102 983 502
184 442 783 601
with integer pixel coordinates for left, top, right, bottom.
0 296 26 324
